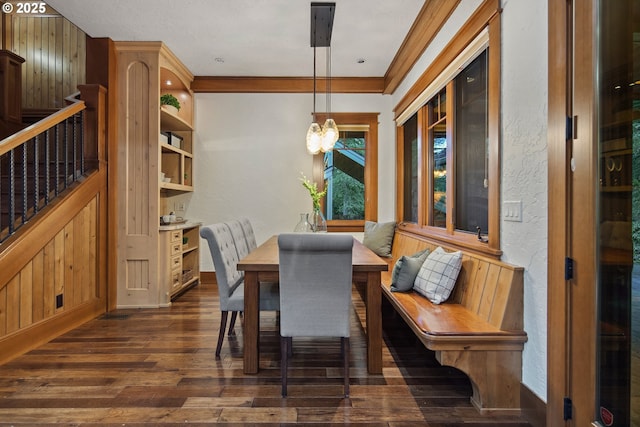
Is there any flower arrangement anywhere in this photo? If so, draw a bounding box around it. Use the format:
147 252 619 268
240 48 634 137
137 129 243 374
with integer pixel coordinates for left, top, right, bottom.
300 173 326 211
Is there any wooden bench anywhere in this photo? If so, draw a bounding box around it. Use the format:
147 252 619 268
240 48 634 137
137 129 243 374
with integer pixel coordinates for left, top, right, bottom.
381 229 527 414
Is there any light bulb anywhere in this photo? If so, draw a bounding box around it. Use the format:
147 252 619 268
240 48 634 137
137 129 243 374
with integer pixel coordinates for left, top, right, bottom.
320 118 339 152
306 122 323 154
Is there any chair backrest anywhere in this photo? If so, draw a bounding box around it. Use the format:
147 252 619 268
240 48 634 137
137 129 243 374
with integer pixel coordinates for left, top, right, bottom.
239 217 257 250
277 233 354 338
225 220 250 260
200 223 244 310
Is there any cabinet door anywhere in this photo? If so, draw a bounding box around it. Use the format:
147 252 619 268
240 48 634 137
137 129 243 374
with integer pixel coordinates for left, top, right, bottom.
115 47 161 308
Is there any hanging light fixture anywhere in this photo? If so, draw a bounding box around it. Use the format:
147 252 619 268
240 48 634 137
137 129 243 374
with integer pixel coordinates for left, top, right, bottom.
306 2 338 154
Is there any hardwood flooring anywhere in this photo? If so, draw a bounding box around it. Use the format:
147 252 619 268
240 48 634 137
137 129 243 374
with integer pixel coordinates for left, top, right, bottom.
0 282 533 426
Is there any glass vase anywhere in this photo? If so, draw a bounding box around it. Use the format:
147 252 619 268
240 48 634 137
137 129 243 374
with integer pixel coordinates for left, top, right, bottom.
294 213 312 232
310 207 327 232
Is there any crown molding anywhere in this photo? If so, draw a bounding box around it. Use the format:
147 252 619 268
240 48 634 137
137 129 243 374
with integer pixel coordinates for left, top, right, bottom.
191 76 384 93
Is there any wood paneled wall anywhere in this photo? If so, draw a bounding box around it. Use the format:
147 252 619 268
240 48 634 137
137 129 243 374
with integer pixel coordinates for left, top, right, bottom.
11 15 85 109
0 196 99 336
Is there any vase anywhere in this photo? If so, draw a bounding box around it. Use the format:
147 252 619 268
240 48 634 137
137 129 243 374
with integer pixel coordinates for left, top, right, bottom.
310 207 327 232
294 213 312 232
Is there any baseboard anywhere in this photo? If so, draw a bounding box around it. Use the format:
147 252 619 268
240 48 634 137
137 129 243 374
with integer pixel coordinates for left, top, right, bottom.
521 383 546 427
201 271 216 285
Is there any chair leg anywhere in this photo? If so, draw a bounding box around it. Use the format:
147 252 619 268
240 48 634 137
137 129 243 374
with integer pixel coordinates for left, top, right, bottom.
216 311 229 358
281 336 289 397
342 337 350 398
228 311 238 336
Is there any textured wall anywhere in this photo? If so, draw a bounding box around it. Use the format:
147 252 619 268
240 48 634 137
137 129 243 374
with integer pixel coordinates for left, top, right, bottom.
191 92 395 271
499 0 548 401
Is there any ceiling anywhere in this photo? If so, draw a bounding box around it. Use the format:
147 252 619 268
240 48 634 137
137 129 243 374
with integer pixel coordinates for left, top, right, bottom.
44 0 425 78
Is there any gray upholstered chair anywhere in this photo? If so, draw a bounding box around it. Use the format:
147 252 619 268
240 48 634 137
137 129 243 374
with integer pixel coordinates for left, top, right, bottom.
222 219 252 333
200 223 279 358
238 217 258 250
277 233 354 397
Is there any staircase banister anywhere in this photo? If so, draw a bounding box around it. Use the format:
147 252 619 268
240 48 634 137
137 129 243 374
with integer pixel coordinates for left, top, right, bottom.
0 97 86 155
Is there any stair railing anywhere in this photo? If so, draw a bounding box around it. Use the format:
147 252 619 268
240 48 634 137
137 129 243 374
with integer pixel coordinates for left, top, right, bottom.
0 91 95 244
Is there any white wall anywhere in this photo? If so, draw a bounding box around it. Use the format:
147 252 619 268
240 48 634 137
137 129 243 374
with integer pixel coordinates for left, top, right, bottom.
190 0 549 403
390 0 549 402
499 0 548 402
190 92 396 271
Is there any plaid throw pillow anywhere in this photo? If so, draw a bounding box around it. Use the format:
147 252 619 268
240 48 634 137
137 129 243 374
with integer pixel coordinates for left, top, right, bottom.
413 246 462 304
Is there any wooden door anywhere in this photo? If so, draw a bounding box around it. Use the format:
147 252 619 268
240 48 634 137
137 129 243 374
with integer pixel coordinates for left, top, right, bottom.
549 1 636 425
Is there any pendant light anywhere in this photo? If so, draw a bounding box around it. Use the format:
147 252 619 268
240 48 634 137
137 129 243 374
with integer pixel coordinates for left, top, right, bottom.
306 43 323 154
306 2 338 154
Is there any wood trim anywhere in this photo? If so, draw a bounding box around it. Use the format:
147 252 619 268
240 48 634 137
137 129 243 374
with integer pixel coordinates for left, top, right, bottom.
383 0 461 94
393 0 500 119
200 271 216 285
191 76 384 93
567 1 598 425
395 124 405 224
546 0 570 423
0 297 104 365
312 112 379 228
0 100 85 154
521 383 547 427
487 12 501 250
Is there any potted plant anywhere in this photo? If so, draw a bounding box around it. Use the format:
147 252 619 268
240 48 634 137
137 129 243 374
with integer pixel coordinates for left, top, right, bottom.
160 93 181 114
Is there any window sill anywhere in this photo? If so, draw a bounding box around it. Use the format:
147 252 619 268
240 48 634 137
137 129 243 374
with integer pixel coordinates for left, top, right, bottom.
397 222 502 260
327 220 365 233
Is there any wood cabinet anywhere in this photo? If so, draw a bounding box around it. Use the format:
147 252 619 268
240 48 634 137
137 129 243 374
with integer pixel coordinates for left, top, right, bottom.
159 223 201 305
114 41 196 308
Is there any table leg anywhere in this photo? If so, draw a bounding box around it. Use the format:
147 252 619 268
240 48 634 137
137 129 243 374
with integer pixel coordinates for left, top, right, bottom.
244 271 260 374
366 271 383 374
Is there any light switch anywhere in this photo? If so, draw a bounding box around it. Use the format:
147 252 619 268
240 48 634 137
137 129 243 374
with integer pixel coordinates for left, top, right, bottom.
503 201 522 222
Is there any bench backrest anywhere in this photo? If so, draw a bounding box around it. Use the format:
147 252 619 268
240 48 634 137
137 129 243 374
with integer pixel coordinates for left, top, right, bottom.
386 230 524 331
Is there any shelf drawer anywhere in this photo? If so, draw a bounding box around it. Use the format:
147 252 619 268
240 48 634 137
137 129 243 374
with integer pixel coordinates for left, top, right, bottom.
171 243 182 255
171 255 182 271
170 230 182 242
171 270 181 291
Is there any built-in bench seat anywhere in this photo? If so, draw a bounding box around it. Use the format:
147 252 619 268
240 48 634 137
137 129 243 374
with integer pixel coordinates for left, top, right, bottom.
381 229 527 414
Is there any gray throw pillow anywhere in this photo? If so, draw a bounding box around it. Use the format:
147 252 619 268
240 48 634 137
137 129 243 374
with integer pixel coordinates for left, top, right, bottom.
390 249 430 292
363 221 396 257
413 246 462 304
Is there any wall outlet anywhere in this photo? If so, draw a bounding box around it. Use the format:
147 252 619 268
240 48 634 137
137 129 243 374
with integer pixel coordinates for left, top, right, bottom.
503 200 522 222
175 202 186 212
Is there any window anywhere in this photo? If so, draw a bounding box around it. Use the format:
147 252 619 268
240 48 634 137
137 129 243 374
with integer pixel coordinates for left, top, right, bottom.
395 15 500 256
324 130 365 220
313 112 379 232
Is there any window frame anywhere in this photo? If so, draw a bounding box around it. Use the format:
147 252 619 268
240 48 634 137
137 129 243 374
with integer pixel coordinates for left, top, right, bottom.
313 112 379 232
394 1 502 257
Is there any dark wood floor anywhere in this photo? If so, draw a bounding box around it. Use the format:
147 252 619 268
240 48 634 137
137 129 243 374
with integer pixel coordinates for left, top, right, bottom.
0 282 532 426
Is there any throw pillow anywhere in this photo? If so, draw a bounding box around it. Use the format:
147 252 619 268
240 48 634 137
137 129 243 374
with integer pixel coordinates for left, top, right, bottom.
390 249 430 292
413 246 462 304
363 221 396 257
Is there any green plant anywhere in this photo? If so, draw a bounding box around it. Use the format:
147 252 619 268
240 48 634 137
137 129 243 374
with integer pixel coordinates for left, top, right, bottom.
300 173 327 211
160 94 181 111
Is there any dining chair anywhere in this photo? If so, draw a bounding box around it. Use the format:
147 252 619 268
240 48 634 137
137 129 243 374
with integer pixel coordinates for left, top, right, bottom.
200 223 280 358
238 217 258 250
277 233 354 397
223 219 253 333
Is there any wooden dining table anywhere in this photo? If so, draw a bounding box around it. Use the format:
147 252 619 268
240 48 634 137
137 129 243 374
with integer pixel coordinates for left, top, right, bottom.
236 235 389 375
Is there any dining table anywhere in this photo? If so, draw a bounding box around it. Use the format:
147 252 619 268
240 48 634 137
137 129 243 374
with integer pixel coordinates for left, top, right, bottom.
236 235 389 375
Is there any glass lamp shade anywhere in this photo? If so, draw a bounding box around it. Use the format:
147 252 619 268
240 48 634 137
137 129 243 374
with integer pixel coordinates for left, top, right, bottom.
306 122 323 154
320 118 339 152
